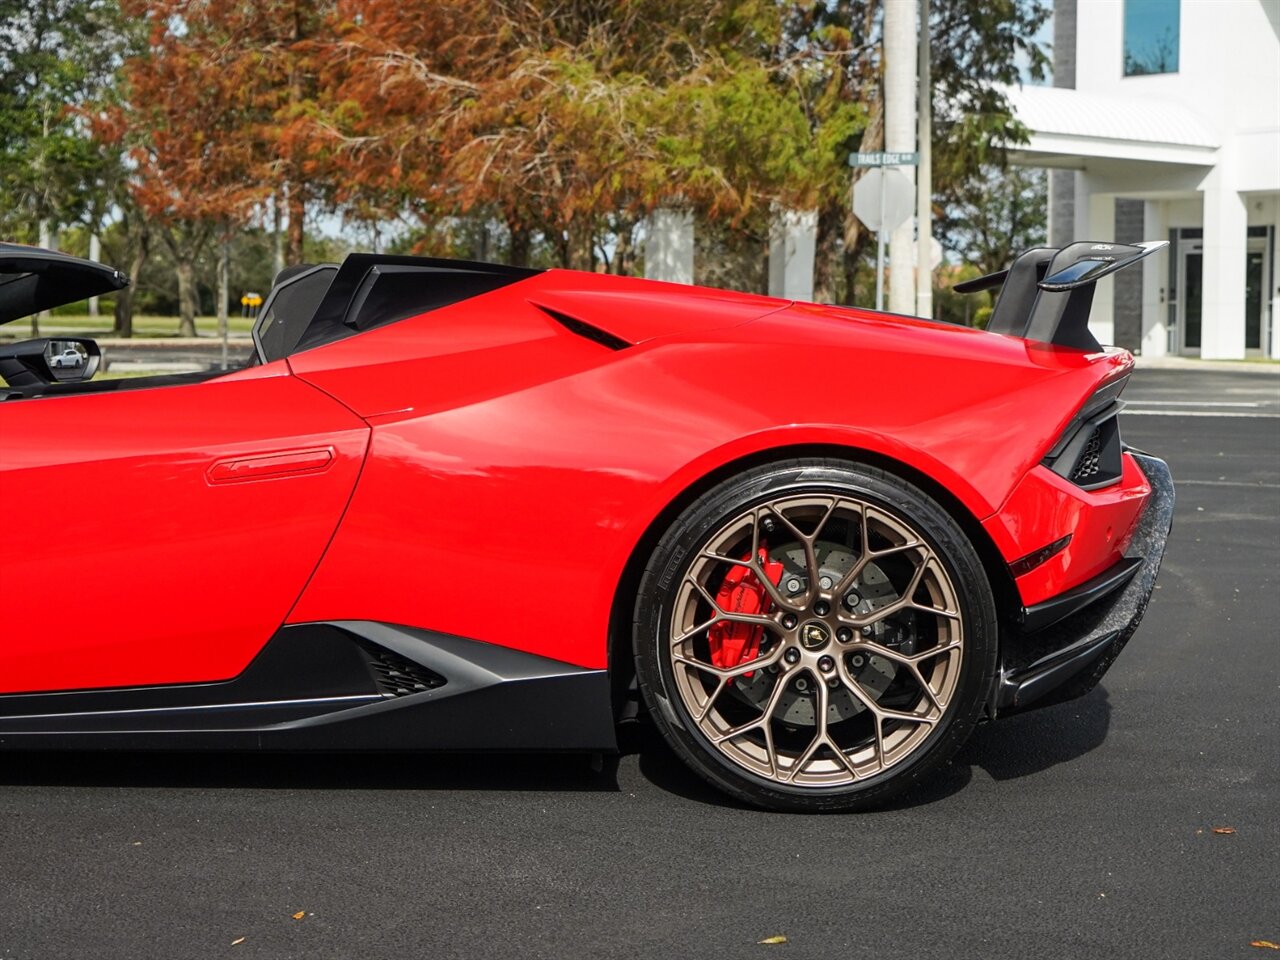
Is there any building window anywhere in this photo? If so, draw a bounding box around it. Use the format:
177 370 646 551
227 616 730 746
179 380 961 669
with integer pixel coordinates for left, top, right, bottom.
1124 0 1180 75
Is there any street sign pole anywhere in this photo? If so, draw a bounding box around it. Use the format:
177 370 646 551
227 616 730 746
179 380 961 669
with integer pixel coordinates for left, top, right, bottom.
875 176 886 312
851 152 918 312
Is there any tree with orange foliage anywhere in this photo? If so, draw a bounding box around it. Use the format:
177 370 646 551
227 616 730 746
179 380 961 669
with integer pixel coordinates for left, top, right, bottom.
106 0 333 333
310 0 847 269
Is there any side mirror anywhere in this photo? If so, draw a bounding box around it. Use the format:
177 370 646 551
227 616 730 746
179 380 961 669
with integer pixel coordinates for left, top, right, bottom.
0 337 101 388
45 339 98 381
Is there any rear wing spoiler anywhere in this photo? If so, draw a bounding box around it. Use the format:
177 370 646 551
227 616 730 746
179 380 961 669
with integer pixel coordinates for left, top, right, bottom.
955 240 1166 351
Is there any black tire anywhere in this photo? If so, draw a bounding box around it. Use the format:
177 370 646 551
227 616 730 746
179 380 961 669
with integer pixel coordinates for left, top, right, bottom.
633 457 998 812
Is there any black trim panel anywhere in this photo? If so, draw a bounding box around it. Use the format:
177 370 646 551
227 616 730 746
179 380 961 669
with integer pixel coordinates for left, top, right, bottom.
0 624 378 717
1020 556 1142 634
0 622 616 753
995 631 1118 712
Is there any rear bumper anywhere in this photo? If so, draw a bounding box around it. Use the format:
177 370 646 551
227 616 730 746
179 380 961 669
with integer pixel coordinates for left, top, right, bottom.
991 453 1175 717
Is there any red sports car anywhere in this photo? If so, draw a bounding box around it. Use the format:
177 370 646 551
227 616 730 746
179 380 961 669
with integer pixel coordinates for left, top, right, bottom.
0 240 1173 812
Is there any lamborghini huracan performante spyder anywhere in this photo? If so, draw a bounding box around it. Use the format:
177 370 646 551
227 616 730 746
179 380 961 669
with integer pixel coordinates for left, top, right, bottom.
0 239 1173 811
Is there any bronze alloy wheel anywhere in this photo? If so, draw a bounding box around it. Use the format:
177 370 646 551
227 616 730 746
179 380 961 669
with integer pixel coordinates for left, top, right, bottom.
635 459 996 812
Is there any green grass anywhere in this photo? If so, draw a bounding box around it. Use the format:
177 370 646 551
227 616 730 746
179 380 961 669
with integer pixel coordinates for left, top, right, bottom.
96 368 182 379
2 314 255 339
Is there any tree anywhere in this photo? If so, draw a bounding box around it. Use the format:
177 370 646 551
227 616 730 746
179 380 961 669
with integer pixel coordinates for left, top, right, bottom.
0 0 126 234
0 0 132 331
309 0 846 271
107 1 311 333
936 164 1047 279
104 0 337 336
778 0 1050 305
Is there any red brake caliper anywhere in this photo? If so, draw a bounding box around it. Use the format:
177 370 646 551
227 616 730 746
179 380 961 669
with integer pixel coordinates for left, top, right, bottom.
708 546 785 675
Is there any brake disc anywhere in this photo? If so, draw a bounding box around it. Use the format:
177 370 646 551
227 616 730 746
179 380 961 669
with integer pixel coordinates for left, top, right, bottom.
728 540 902 726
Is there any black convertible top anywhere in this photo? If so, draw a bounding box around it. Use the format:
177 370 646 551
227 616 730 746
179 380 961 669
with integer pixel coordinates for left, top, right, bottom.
0 243 130 324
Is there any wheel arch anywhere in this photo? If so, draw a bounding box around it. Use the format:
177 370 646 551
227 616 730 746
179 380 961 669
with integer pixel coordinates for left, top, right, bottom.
606 442 1019 723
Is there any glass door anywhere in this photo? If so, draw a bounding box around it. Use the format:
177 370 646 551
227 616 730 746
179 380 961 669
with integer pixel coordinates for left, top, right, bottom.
1245 235 1269 354
1178 239 1203 355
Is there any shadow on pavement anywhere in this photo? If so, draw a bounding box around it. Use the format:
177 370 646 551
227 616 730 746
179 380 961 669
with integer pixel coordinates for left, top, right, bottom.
958 685 1113 782
0 748 616 793
0 688 1110 806
633 685 1114 811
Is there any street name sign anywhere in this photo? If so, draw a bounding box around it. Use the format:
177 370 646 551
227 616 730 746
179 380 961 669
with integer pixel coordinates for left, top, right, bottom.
849 151 919 167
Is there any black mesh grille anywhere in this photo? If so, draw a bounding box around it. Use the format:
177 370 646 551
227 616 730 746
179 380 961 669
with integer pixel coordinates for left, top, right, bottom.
1071 428 1103 482
360 643 446 696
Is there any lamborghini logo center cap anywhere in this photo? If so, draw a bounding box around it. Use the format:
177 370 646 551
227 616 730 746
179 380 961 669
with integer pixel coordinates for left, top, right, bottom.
800 621 831 650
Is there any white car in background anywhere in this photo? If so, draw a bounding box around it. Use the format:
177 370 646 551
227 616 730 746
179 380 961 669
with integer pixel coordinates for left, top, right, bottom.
50 347 84 369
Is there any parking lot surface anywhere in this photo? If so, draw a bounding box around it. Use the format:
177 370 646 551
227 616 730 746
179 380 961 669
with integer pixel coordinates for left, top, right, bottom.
1 366 1277 960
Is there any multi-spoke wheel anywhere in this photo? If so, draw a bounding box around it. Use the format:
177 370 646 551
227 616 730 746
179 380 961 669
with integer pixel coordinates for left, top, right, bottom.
634 458 997 812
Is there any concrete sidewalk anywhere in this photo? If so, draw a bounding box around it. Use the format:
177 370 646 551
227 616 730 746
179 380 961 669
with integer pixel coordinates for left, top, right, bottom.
1134 354 1279 374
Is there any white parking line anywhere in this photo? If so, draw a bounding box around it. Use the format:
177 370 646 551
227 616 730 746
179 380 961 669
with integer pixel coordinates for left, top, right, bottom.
1123 409 1280 419
1178 479 1280 489
1126 400 1263 407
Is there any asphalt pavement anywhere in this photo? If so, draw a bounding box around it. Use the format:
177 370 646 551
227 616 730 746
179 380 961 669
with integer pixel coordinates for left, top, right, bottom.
1 365 1277 960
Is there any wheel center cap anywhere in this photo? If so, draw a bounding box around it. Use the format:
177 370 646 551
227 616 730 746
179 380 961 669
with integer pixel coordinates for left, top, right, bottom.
799 620 831 650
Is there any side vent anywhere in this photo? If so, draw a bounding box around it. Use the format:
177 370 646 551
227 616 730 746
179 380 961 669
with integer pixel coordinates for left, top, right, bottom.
534 304 631 351
1070 427 1104 484
357 641 447 697
1044 403 1124 490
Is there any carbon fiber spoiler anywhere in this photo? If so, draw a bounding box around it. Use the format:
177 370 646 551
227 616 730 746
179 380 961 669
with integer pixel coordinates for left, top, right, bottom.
955 240 1166 351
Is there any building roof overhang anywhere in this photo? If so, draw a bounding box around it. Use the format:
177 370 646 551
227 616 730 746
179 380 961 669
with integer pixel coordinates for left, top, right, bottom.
1003 85 1220 167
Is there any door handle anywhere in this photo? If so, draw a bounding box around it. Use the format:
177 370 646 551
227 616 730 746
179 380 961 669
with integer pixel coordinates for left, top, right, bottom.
207 447 334 484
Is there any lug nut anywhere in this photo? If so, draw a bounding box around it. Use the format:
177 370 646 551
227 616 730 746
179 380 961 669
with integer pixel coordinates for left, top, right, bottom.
814 600 830 616
818 576 832 590
818 655 834 673
784 647 801 665
782 613 798 629
845 591 861 609
837 627 852 642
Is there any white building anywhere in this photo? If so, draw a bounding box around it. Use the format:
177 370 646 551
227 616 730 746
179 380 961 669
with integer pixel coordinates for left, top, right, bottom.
1009 0 1280 358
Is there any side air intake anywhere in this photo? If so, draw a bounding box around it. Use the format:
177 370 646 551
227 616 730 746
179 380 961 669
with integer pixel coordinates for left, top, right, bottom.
955 240 1167 351
533 303 631 351
357 641 447 697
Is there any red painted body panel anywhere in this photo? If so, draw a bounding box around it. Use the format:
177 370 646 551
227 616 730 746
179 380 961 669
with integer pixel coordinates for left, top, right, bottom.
985 453 1151 607
286 271 790 420
0 362 368 693
286 279 1144 669
527 270 788 344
